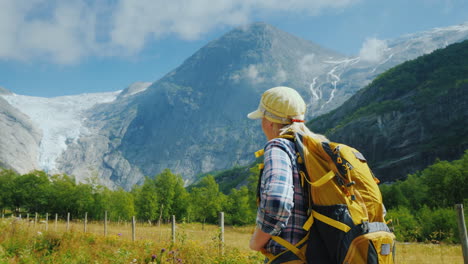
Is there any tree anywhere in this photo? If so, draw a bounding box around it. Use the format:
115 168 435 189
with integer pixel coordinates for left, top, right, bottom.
225 186 255 225
445 151 468 205
11 171 50 214
189 175 226 225
397 173 427 211
134 177 159 221
0 169 18 213
108 188 135 221
74 183 97 218
171 175 189 222
48 174 78 218
154 169 187 221
386 206 420 242
417 206 458 243
422 160 456 208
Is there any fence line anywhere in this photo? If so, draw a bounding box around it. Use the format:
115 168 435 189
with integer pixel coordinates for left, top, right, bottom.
5 211 225 251
2 211 234 260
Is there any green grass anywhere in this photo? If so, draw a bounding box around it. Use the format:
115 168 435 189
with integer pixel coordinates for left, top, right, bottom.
0 218 464 263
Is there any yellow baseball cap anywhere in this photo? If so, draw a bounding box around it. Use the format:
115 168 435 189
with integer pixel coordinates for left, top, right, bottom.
247 86 306 124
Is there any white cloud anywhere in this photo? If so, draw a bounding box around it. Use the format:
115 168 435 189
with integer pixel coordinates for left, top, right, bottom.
0 0 359 64
110 0 359 53
246 65 265 84
359 37 388 63
230 64 265 84
298 53 326 74
274 68 288 83
0 0 99 64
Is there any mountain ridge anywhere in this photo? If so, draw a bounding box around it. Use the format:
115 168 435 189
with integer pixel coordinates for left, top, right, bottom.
308 39 468 182
1 22 467 189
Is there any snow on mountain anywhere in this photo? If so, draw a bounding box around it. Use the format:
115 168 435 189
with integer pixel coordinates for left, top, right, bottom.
307 22 468 117
1 91 121 172
118 82 152 98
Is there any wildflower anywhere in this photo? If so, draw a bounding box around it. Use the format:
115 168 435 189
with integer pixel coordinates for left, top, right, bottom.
118 233 122 236
148 254 157 264
37 231 43 235
161 248 166 253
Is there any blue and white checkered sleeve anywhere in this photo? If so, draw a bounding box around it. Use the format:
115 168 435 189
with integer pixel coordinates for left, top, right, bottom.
256 143 294 236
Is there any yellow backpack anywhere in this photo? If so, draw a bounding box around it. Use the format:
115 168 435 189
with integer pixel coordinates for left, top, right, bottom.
261 131 395 264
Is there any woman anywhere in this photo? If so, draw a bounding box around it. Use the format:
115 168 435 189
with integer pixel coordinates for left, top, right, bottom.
247 86 328 263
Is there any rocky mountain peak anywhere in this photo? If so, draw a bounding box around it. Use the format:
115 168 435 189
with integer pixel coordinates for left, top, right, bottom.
117 82 152 99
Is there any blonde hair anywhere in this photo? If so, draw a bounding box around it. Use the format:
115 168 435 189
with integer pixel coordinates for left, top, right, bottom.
279 122 329 142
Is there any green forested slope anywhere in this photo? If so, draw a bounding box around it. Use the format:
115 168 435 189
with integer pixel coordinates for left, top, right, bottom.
309 40 468 182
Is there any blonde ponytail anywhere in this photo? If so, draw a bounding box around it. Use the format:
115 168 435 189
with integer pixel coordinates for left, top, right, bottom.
280 122 329 142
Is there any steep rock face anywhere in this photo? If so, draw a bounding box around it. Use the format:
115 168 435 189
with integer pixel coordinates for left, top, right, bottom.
56 89 146 190
309 40 468 182
0 95 41 173
116 22 345 184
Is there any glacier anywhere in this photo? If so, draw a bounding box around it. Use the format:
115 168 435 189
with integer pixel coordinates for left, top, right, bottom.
2 91 121 172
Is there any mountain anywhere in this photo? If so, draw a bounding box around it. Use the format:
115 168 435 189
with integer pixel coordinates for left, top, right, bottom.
308 22 468 117
1 22 467 189
0 90 123 180
0 88 42 173
59 22 347 189
309 40 468 182
56 83 151 188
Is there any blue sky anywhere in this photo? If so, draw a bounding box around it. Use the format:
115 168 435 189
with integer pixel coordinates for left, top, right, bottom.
1 0 467 97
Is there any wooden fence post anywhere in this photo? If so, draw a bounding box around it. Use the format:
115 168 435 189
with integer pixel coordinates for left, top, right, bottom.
54 213 58 231
219 212 225 256
35 212 38 228
45 213 49 231
66 212 70 232
455 204 468 264
172 215 176 244
104 211 108 236
26 213 29 222
132 216 136 242
84 212 88 233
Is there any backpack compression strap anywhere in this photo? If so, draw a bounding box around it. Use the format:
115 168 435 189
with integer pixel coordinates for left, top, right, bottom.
265 233 309 263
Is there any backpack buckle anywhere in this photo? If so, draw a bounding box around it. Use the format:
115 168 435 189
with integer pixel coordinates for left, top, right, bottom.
361 221 369 234
346 181 356 187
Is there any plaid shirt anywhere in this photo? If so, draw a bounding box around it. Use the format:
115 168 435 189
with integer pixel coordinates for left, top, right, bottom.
256 138 308 255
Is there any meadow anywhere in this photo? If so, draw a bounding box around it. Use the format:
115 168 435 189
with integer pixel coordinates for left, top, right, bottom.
0 218 464 264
